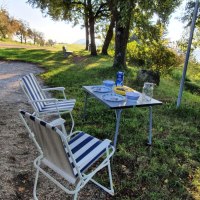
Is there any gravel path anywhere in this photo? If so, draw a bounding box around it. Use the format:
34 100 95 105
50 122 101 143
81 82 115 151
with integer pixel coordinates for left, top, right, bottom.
0 60 110 200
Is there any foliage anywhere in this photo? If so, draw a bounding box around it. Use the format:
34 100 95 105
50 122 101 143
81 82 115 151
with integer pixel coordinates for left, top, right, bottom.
46 39 55 46
1 44 200 199
181 0 200 27
112 0 182 69
127 21 183 74
27 0 110 55
0 7 53 45
185 80 200 94
179 0 200 50
127 40 182 74
0 7 18 38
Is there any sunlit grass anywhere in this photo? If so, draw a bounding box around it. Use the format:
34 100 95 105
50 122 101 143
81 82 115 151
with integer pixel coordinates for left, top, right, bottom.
0 44 200 199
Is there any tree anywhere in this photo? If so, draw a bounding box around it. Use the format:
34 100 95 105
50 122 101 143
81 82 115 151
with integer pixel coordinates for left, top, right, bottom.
36 31 45 46
101 0 115 55
0 7 17 39
15 20 30 43
30 29 39 45
27 0 181 67
181 0 200 27
27 0 110 55
112 0 134 68
46 39 55 46
180 0 200 50
112 0 182 69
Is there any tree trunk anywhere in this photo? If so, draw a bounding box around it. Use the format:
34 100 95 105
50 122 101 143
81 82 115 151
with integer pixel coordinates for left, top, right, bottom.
101 15 115 55
113 2 132 69
20 34 23 43
88 0 97 56
85 16 89 50
89 17 97 55
84 1 89 50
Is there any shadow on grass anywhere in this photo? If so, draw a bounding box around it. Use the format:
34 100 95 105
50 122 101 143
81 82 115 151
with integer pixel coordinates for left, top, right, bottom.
43 62 200 199
2 47 200 199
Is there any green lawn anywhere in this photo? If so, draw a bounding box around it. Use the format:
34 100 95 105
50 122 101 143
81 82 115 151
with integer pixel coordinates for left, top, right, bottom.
1 44 200 199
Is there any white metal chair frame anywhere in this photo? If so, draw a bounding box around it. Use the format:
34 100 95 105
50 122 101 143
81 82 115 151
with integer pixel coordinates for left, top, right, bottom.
19 110 115 200
19 73 75 135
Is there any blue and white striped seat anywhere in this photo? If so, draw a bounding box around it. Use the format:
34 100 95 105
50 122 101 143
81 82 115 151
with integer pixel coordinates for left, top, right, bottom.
19 110 115 200
67 131 111 176
41 100 75 113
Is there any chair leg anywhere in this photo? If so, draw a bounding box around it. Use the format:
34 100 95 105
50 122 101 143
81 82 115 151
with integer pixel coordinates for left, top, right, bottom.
61 123 68 136
74 192 78 200
33 168 40 200
73 181 82 200
90 153 114 196
107 160 114 194
90 162 114 196
69 112 74 135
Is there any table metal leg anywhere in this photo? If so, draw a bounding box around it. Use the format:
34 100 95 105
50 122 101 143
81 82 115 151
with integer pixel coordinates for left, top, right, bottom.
148 106 153 145
113 109 122 148
83 92 89 120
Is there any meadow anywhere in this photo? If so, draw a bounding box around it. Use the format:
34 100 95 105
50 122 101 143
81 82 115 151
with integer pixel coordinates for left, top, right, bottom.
0 43 200 199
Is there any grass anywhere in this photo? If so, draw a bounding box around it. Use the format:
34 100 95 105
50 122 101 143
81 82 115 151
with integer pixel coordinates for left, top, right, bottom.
1 43 200 199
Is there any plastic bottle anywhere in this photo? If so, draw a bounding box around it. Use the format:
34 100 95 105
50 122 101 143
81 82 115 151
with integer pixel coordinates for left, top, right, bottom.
116 71 124 86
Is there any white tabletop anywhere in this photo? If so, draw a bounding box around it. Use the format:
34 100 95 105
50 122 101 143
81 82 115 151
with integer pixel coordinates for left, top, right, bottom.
83 85 162 109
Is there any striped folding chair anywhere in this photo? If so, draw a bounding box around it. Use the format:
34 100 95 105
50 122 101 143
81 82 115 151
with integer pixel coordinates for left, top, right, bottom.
19 110 115 200
19 73 75 135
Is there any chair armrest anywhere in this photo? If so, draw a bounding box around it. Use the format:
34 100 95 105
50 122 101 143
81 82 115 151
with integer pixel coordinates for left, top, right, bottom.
28 98 58 103
42 87 65 91
66 130 82 140
56 99 76 102
49 118 66 127
42 87 67 100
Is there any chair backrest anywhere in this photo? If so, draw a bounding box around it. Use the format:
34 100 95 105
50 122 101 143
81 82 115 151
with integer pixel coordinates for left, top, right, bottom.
19 110 77 184
20 73 45 112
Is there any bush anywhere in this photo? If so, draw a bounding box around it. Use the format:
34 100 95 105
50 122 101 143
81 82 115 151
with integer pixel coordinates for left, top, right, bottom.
170 69 191 82
127 41 183 74
185 81 200 94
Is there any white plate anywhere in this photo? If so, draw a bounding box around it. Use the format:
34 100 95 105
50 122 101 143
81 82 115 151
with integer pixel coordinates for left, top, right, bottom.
102 93 126 102
92 86 112 93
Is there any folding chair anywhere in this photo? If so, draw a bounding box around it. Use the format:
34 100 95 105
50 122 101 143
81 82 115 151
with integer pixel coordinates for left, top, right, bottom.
19 73 76 135
19 110 115 200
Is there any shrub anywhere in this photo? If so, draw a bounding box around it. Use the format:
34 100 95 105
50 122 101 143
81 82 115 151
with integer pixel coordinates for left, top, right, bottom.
185 81 200 94
127 41 183 75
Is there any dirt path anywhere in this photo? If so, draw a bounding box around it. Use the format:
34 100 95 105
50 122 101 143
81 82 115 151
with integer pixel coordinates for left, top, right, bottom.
0 61 109 200
0 61 44 199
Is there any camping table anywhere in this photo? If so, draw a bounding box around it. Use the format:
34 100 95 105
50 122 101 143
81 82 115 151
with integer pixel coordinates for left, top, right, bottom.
82 85 162 148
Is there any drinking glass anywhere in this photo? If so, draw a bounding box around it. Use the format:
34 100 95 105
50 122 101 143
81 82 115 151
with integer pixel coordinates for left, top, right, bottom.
142 82 154 102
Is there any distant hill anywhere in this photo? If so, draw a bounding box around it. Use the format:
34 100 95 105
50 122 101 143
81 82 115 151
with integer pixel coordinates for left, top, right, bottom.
72 39 102 46
72 39 85 45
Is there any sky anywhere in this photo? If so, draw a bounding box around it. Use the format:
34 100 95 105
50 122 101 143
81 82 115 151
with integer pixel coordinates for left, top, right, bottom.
1 0 186 44
1 0 85 43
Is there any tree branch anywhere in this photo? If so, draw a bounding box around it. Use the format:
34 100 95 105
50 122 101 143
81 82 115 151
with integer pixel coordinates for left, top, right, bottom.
94 3 108 19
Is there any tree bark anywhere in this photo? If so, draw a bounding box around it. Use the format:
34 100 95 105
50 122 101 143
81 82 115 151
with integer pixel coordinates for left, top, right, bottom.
113 26 129 68
20 34 23 43
101 15 115 55
113 2 132 69
88 0 97 56
85 16 89 50
89 17 97 55
84 0 89 50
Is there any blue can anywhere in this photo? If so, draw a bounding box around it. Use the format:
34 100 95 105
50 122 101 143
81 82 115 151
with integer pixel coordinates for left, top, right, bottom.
116 71 124 86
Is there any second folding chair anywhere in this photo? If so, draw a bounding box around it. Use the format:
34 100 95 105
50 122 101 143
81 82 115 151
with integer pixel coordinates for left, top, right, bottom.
20 73 76 135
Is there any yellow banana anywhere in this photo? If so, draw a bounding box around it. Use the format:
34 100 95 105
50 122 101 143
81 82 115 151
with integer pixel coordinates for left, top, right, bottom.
113 86 134 95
